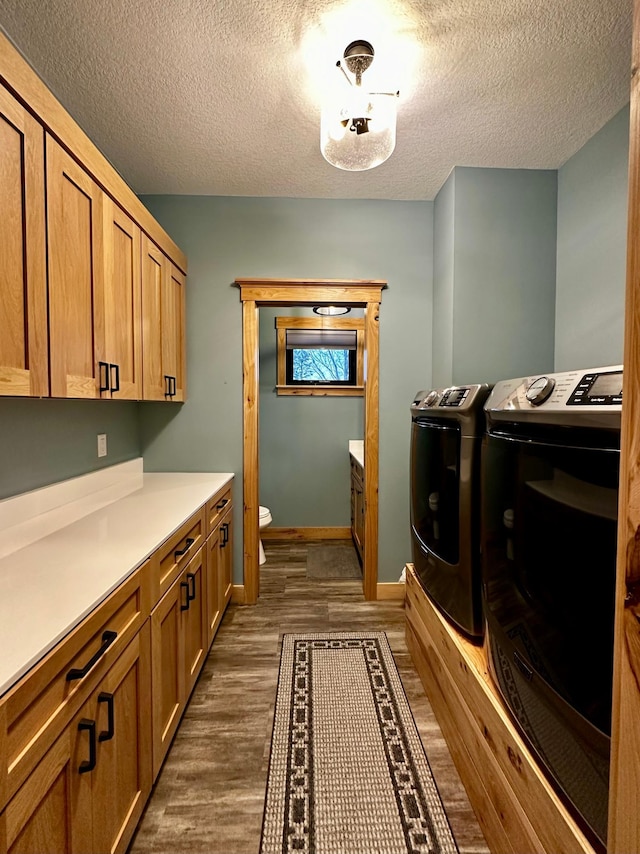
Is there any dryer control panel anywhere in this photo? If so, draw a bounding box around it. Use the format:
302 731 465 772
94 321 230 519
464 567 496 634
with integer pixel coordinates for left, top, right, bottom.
485 365 623 428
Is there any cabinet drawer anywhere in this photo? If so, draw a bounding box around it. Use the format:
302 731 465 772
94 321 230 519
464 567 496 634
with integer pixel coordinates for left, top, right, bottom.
205 486 232 535
0 562 151 810
152 508 206 604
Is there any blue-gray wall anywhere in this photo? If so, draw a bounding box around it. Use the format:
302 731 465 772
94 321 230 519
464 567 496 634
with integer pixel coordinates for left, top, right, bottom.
138 196 433 583
555 105 630 370
0 399 140 500
432 167 558 386
258 307 363 527
433 170 455 388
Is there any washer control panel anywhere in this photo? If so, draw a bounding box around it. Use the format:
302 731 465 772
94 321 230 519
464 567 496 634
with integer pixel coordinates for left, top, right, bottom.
411 384 490 412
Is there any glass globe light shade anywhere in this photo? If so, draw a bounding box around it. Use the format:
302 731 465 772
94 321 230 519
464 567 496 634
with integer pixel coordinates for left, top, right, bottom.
320 91 397 172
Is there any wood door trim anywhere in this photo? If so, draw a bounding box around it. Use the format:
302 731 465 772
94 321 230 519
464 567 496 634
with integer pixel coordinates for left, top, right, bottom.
236 279 386 603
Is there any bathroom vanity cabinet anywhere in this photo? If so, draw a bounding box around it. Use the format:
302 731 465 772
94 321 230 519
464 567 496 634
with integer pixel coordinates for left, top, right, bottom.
350 457 364 563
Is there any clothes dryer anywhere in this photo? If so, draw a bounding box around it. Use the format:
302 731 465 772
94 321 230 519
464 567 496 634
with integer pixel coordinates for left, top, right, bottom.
410 383 492 639
482 365 622 850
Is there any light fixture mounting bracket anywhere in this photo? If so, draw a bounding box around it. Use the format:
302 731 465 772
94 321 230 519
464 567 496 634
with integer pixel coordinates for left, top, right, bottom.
341 40 374 86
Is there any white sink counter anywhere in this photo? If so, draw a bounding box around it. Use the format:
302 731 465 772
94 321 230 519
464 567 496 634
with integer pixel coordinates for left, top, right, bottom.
0 463 233 697
349 440 364 468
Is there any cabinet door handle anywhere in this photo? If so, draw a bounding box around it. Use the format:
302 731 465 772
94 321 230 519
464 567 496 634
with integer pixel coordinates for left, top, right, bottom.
221 522 229 547
174 537 195 560
180 580 190 611
66 630 117 681
110 363 120 393
78 718 97 773
216 498 229 511
164 375 172 397
98 692 115 742
187 571 197 601
99 361 110 393
171 376 177 396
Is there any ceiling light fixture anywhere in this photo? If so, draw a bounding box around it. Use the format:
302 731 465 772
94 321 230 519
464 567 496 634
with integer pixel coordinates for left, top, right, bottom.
320 40 399 172
312 305 351 316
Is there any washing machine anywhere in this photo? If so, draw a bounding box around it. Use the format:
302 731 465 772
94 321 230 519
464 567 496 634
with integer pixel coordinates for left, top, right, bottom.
410 383 492 639
481 364 622 850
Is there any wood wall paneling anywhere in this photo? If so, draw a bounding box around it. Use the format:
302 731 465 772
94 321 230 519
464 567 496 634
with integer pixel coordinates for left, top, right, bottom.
608 0 640 848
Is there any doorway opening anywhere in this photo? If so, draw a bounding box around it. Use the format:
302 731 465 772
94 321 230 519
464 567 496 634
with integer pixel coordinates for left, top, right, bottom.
235 278 387 604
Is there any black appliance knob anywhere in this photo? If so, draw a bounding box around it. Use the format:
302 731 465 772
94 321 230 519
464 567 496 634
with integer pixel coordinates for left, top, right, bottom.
525 376 555 406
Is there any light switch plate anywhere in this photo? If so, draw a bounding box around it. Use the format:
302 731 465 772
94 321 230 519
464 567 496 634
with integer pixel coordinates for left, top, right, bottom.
97 434 107 458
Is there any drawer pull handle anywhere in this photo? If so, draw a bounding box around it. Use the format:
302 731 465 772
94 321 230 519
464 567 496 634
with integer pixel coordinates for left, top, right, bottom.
187 571 197 601
98 692 115 742
110 363 120 393
66 630 117 681
216 498 229 511
180 580 190 611
78 719 97 773
175 537 195 560
221 522 229 547
98 361 110 393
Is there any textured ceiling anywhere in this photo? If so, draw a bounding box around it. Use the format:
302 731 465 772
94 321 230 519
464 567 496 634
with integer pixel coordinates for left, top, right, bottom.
0 0 633 200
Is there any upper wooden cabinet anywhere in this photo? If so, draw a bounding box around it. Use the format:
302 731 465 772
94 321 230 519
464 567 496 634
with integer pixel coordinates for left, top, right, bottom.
141 236 185 401
46 136 104 399
0 86 48 397
101 199 142 400
0 32 187 402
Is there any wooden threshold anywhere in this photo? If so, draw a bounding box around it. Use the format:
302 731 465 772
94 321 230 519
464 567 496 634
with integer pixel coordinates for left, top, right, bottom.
261 527 351 541
376 582 406 600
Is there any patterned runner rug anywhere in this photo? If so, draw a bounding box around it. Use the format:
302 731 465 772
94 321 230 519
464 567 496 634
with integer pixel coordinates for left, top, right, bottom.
260 632 459 854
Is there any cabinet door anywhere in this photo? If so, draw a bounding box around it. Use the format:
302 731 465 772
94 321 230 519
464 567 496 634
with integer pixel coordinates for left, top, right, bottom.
46 135 104 398
182 549 207 699
102 198 142 400
219 509 233 611
141 235 168 401
90 624 151 854
150 577 185 778
2 725 91 854
0 86 48 397
205 527 222 648
163 263 186 402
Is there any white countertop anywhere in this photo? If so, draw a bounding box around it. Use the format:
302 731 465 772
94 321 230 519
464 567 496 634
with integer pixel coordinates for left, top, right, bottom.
0 469 233 697
349 440 364 468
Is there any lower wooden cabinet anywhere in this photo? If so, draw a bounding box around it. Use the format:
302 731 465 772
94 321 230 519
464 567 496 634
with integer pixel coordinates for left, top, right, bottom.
0 481 233 854
0 624 151 854
204 505 234 649
150 547 207 779
350 460 364 562
219 508 233 612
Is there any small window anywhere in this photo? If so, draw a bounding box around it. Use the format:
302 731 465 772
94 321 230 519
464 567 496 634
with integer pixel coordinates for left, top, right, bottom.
286 329 357 385
276 318 364 396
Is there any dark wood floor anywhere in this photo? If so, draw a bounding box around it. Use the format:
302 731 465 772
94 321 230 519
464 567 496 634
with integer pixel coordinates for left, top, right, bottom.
129 540 490 854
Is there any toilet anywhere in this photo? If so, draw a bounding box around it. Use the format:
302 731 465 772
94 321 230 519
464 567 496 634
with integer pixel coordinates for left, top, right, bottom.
259 505 272 565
